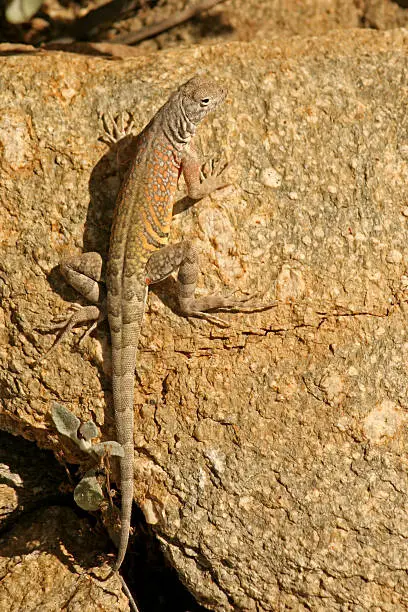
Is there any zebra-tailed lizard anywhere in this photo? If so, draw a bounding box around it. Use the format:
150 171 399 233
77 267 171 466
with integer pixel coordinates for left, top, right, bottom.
46 76 275 586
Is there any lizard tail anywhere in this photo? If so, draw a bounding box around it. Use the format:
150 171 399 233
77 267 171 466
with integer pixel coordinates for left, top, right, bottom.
114 449 133 571
110 284 148 572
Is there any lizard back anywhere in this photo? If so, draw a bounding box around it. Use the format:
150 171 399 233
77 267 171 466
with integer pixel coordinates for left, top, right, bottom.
107 108 183 572
106 76 227 573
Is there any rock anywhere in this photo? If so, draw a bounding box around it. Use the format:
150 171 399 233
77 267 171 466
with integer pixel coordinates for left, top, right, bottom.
0 431 127 610
0 430 67 526
0 504 127 611
81 0 408 54
1 29 408 609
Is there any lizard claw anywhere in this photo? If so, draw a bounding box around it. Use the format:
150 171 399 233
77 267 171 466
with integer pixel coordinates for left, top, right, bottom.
197 154 233 195
200 153 232 183
216 294 278 313
185 295 276 328
99 111 135 146
37 304 102 362
188 311 230 328
39 304 82 331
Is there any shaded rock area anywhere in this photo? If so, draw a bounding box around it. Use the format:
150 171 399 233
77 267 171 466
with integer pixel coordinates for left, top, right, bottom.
9 0 408 54
127 0 408 51
0 428 67 525
0 431 206 611
1 27 408 611
0 503 127 612
0 430 127 611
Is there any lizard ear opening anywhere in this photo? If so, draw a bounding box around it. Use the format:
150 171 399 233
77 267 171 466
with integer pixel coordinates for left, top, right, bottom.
201 97 210 106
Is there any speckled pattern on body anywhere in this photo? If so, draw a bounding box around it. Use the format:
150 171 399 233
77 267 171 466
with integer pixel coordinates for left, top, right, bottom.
106 76 231 573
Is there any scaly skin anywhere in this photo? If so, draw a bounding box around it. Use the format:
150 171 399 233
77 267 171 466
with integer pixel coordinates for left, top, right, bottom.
107 77 228 571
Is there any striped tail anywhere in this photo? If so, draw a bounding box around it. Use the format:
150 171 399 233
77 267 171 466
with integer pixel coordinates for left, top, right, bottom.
109 283 148 572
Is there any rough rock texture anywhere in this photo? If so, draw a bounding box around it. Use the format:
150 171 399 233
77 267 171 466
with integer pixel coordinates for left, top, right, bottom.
102 0 408 51
0 504 127 611
45 0 408 57
0 430 67 526
0 433 127 611
1 29 408 610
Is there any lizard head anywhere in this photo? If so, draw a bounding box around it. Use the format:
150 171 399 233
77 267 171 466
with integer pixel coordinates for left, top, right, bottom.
178 76 227 125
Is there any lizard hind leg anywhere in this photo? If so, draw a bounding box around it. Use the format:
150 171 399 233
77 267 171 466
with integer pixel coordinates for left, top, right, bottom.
39 252 106 360
60 252 104 303
146 240 276 327
39 304 102 360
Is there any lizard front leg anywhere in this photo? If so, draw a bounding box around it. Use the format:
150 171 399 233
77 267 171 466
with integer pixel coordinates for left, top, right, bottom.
146 241 276 326
181 141 231 200
41 252 106 357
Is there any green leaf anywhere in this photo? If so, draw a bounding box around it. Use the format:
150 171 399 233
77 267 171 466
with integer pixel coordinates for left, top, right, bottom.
51 402 80 441
74 475 104 511
5 0 43 24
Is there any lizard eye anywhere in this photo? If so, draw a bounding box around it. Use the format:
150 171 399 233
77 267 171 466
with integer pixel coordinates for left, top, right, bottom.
200 97 210 106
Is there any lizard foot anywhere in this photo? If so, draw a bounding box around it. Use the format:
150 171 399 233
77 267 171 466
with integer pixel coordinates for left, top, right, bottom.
99 111 135 146
199 152 233 193
214 294 278 314
37 304 101 361
181 294 277 327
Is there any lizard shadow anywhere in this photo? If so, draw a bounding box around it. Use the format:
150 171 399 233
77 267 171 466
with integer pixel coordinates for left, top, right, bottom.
38 10 234 58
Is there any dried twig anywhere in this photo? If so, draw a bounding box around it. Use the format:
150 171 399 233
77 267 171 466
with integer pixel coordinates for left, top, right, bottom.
70 0 143 40
112 0 226 45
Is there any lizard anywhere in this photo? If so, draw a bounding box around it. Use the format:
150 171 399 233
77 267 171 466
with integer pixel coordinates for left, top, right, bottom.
45 76 275 580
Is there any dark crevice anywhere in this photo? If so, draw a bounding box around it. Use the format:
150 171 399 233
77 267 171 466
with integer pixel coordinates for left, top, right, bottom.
0 430 207 611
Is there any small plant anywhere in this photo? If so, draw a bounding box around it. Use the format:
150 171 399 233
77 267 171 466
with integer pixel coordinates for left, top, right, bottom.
73 471 104 511
51 401 123 511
